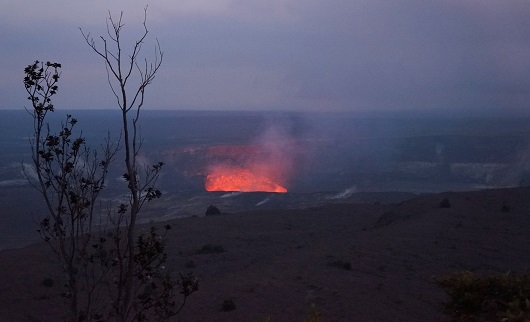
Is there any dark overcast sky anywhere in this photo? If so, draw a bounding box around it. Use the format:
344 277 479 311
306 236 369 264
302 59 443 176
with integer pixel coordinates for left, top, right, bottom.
2 0 530 114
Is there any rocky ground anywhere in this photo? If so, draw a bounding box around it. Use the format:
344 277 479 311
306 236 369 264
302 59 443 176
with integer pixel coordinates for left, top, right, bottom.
1 187 530 321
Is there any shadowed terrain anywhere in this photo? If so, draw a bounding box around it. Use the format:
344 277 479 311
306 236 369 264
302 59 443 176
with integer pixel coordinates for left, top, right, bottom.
1 187 529 321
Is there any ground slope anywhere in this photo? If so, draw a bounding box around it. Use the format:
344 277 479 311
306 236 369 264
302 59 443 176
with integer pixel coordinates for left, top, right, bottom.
1 187 529 321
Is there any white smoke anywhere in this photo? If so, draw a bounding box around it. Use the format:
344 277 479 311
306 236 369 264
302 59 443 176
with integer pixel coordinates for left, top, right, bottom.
252 124 297 188
328 186 357 199
256 197 270 206
21 162 38 183
220 192 243 198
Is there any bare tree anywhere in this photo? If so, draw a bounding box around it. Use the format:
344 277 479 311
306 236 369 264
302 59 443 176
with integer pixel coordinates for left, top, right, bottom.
23 8 197 322
79 8 197 322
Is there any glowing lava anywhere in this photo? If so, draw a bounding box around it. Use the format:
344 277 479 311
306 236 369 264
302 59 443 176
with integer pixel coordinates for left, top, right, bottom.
205 166 287 193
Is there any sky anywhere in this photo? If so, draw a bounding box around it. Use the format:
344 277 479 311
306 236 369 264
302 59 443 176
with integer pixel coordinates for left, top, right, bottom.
2 0 530 113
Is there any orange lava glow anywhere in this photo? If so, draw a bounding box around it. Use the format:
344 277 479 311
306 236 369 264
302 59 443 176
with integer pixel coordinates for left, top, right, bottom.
205 166 287 193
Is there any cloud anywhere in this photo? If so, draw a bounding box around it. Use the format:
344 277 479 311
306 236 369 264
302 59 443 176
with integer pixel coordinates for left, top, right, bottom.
0 0 296 26
3 0 530 112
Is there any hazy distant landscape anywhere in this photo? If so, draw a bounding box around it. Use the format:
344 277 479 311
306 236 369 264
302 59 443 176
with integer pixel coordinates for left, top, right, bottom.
5 1 530 320
1 109 530 250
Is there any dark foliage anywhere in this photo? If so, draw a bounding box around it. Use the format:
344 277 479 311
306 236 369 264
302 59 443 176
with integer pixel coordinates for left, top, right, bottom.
41 278 55 288
328 259 352 271
196 244 225 254
25 8 198 320
438 271 530 322
221 299 236 312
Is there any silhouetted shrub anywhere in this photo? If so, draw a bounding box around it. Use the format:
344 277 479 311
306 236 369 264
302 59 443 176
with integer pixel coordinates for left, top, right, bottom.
439 198 451 208
328 259 352 271
41 278 55 288
221 298 236 311
205 204 221 216
438 271 530 321
196 244 225 254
